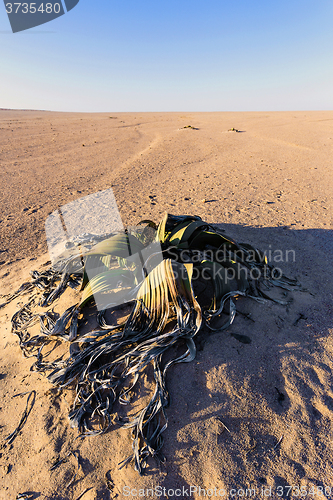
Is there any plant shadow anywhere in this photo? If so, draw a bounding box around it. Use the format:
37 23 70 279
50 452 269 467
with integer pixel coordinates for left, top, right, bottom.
152 223 333 489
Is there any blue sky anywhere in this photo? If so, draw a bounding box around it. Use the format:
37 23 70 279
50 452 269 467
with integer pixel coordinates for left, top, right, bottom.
1 0 333 111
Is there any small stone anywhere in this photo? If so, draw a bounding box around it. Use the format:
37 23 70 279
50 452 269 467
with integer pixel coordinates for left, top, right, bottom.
202 199 207 203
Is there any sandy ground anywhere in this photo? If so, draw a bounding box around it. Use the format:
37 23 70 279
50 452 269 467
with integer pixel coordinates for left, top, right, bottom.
0 110 333 500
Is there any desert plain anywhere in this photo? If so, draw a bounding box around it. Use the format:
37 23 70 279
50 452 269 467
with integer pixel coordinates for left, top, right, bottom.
0 110 333 499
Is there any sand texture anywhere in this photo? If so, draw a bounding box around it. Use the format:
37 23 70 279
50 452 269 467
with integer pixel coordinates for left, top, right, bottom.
0 110 333 499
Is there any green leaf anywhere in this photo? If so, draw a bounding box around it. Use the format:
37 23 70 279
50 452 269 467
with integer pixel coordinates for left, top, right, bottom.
166 220 207 249
86 233 145 258
80 269 135 307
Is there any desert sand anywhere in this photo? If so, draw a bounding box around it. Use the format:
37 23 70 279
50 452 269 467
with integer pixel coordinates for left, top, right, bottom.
0 110 333 500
